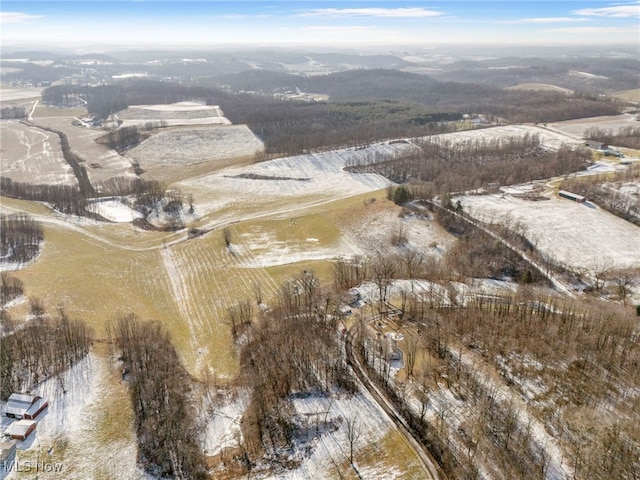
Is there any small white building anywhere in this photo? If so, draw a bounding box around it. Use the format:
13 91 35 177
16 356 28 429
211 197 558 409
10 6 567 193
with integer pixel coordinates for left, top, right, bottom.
4 420 36 441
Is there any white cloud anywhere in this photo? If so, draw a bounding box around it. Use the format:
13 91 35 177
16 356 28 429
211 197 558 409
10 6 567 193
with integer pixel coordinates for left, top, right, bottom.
546 25 639 33
277 25 407 46
515 17 587 24
290 25 379 34
0 12 42 24
573 3 640 18
297 7 443 18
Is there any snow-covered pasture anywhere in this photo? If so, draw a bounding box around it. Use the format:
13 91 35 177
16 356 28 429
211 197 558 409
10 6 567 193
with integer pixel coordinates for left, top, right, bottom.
86 199 143 223
1 351 145 480
232 227 357 268
428 124 583 150
262 391 424 480
340 202 455 258
0 87 43 102
127 125 264 170
458 193 640 271
548 112 640 138
29 116 135 184
118 101 232 127
180 141 412 218
0 121 76 186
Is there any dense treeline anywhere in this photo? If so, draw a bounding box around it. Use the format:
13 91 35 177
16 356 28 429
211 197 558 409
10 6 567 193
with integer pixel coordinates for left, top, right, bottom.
44 76 619 157
1 62 76 85
97 176 167 208
1 176 171 220
238 271 356 468
585 125 640 150
234 101 461 155
1 178 88 216
420 299 640 480
0 213 44 264
338 243 640 479
98 125 143 151
109 315 207 480
0 307 92 400
346 136 592 192
436 209 543 284
0 273 24 306
0 107 27 119
217 69 621 123
43 82 214 119
44 81 461 154
561 168 640 226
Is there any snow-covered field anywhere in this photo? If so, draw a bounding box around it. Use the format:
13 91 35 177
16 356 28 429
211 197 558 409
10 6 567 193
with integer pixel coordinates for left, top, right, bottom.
0 87 43 102
181 140 414 217
273 392 396 480
458 192 640 271
127 125 263 169
202 390 249 456
341 202 454 257
118 102 232 127
1 352 144 480
548 112 640 138
29 116 135 184
0 121 77 186
86 199 143 223
233 228 357 268
428 124 583 150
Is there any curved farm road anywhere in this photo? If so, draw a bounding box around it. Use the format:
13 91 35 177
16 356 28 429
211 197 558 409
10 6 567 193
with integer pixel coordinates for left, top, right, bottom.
1 187 378 254
345 327 442 480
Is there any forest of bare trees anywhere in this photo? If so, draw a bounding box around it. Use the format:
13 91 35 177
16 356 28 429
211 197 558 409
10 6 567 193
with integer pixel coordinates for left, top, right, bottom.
0 304 92 400
236 271 356 470
42 76 620 158
0 178 89 216
108 315 207 480
0 213 44 264
561 168 640 226
346 135 591 193
0 273 24 307
336 241 639 480
0 107 27 120
0 176 180 225
585 125 640 150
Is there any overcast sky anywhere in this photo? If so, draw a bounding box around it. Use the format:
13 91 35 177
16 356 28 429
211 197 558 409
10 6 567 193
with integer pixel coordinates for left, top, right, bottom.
2 1 639 50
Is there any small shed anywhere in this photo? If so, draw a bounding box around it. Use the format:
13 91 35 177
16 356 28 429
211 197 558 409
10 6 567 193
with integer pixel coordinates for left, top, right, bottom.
4 420 36 441
4 393 48 420
0 440 17 471
584 140 608 150
558 190 586 203
0 440 16 472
